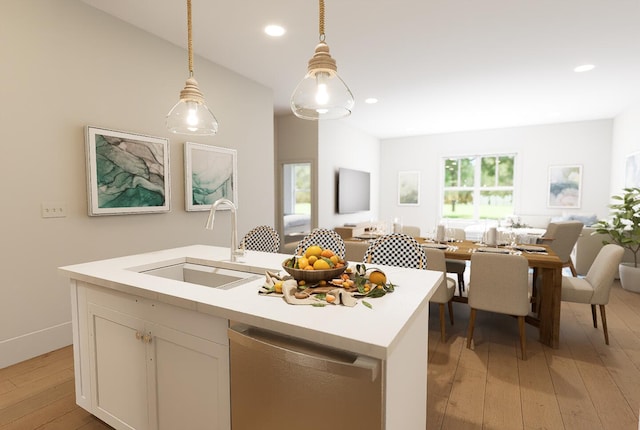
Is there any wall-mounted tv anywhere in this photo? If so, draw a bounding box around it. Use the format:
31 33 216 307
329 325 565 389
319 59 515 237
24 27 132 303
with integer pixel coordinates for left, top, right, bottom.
337 167 371 214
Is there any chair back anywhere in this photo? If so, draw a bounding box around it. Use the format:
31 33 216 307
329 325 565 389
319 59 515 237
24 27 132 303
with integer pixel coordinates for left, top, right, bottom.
587 244 625 304
469 253 530 316
543 221 584 263
425 248 455 302
402 225 421 237
449 228 466 241
240 225 280 253
364 233 426 269
295 228 346 258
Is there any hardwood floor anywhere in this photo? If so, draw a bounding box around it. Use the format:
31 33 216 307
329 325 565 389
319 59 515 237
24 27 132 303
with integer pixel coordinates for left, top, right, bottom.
1 280 639 429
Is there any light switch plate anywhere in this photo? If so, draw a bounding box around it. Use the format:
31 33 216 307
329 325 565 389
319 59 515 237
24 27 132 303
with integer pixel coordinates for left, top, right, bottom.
41 202 67 218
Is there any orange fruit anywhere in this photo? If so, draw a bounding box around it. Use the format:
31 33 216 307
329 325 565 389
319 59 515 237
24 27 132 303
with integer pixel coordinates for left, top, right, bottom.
368 270 387 285
304 265 314 270
320 249 334 258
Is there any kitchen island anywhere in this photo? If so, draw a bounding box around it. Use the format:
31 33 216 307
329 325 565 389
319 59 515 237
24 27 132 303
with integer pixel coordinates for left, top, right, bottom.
59 245 441 429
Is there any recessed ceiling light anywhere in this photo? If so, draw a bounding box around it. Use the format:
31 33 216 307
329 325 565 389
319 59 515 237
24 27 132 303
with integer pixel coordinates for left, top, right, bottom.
574 64 595 73
364 98 378 104
264 25 285 37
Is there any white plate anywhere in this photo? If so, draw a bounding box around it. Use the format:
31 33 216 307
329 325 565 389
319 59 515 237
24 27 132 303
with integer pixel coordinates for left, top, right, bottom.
515 245 546 252
476 247 511 254
422 243 448 250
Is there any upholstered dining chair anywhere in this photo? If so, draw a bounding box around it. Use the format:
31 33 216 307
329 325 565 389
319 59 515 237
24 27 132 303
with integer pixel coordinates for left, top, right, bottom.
401 225 421 237
561 244 624 345
539 221 584 276
446 228 467 295
466 252 530 360
240 225 280 253
424 248 457 342
295 228 346 259
364 233 426 269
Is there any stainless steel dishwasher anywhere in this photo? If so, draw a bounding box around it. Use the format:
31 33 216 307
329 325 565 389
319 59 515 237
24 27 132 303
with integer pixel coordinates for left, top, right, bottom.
228 324 383 429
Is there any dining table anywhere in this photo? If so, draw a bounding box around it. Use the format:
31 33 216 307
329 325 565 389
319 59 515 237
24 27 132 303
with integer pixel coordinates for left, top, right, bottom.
421 239 564 349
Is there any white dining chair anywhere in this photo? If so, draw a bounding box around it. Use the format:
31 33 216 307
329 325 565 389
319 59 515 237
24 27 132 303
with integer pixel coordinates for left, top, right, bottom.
401 225 421 237
446 228 467 295
539 221 584 276
561 244 624 345
425 248 457 342
467 252 530 360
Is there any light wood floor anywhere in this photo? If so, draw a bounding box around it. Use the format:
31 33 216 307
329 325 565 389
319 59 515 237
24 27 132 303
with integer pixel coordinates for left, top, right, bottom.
1 280 640 429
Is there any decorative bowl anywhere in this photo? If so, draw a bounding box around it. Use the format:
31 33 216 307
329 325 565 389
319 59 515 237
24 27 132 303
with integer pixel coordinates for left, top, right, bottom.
282 262 347 283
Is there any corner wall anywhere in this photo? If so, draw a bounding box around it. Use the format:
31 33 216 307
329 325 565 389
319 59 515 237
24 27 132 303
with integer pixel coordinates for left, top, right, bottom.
0 0 274 367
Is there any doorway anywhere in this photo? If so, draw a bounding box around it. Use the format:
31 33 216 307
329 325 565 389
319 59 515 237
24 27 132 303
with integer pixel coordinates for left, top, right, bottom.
282 162 312 244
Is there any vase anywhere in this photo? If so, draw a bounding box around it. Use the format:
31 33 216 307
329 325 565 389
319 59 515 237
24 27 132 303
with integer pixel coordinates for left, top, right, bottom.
619 262 640 293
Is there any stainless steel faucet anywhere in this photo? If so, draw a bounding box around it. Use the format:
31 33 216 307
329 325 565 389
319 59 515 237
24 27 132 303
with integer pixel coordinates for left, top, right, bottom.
205 198 244 262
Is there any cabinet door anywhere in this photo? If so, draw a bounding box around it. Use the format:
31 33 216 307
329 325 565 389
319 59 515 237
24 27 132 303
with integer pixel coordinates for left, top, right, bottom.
148 323 230 430
88 304 150 430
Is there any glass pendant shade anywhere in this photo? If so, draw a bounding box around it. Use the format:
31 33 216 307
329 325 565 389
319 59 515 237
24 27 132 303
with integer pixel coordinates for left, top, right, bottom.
166 77 219 135
291 68 354 120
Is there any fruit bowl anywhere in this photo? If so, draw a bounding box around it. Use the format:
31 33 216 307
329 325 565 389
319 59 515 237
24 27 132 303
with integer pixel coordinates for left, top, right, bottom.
282 262 347 283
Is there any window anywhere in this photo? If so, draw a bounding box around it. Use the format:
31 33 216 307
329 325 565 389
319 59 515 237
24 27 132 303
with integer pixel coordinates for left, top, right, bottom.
442 154 515 219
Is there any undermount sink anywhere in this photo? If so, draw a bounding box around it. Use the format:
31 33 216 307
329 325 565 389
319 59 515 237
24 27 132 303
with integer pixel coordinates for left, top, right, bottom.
129 258 274 290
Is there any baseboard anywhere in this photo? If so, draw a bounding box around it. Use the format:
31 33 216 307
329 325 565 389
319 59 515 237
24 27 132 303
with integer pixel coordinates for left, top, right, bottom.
0 322 73 369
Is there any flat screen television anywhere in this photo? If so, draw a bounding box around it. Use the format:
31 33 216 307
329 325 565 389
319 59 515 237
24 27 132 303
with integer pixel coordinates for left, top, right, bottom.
337 167 371 214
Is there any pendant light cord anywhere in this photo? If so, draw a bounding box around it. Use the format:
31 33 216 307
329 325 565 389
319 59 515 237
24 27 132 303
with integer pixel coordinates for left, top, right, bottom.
318 0 325 42
187 0 194 76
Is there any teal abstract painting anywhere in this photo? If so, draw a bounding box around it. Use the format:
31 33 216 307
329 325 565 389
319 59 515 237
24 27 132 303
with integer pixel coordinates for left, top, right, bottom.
85 127 170 215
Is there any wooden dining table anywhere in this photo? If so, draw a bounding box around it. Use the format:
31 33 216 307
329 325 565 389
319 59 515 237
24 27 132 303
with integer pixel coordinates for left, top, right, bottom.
422 240 564 349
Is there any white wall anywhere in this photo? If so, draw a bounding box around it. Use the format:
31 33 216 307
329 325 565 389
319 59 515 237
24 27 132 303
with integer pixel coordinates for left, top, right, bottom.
379 120 614 235
611 102 640 192
318 121 381 228
0 0 274 367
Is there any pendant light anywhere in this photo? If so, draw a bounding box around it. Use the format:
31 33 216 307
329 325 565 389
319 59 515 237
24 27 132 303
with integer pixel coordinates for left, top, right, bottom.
166 0 218 135
290 0 354 120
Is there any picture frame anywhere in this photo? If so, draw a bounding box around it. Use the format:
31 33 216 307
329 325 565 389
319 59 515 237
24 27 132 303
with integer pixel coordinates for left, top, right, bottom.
625 151 640 188
85 126 170 216
398 171 420 205
184 142 238 211
547 165 582 208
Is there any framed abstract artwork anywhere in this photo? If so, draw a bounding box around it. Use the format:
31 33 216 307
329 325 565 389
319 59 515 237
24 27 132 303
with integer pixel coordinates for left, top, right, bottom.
85 126 170 216
184 142 238 211
625 151 640 188
398 171 420 205
547 165 582 208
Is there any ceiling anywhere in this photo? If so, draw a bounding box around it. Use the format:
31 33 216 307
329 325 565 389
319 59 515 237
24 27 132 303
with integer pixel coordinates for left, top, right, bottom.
81 0 640 139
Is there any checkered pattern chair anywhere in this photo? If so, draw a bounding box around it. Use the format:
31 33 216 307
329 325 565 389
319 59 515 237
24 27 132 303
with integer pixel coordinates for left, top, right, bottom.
295 228 346 258
364 233 427 269
240 225 280 253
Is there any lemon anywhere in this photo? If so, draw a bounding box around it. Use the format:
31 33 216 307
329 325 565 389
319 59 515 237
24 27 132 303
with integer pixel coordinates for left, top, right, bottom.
313 259 331 270
305 245 323 258
307 255 318 265
297 257 309 269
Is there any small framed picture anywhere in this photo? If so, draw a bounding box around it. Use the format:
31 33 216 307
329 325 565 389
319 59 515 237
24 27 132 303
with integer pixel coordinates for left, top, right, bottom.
625 151 640 188
548 165 582 208
85 126 170 216
184 142 238 211
398 171 420 205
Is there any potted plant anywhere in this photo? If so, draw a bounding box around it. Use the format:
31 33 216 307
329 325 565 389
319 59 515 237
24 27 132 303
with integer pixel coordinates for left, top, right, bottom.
593 187 640 292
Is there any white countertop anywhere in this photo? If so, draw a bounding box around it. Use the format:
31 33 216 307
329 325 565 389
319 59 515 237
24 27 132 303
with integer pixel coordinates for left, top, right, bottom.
59 245 441 360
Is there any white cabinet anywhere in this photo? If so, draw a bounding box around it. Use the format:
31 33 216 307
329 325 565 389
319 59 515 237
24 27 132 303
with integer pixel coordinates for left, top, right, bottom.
72 282 230 430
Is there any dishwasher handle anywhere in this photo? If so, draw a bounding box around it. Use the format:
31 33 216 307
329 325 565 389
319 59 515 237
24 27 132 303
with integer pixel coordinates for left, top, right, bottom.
228 325 380 382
